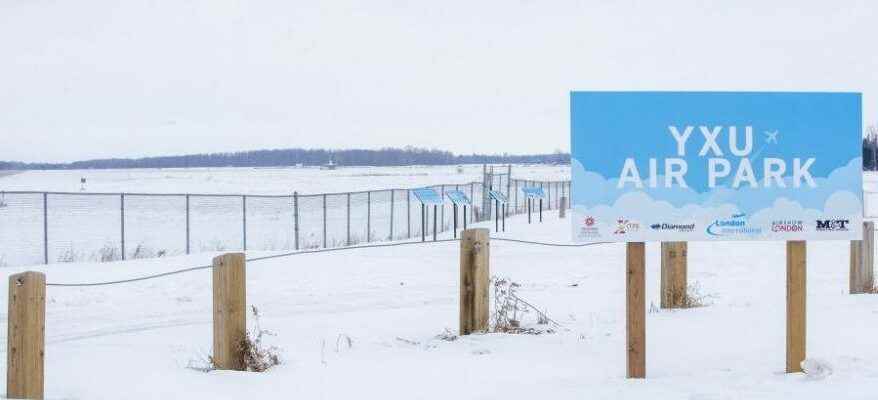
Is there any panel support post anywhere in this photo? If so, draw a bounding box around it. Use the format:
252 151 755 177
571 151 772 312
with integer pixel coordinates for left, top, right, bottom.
626 242 646 378
559 196 567 219
539 198 543 222
460 228 490 335
212 253 246 371
786 240 806 373
660 242 688 309
463 206 467 231
850 221 874 294
421 204 426 242
453 204 458 239
7 271 45 399
494 200 499 232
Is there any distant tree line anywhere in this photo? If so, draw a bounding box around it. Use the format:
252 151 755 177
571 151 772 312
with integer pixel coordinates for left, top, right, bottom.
0 146 570 170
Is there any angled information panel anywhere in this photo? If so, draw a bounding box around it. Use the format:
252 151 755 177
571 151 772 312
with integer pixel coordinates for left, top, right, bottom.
521 187 546 199
488 190 509 204
570 91 862 243
412 188 444 205
446 190 472 206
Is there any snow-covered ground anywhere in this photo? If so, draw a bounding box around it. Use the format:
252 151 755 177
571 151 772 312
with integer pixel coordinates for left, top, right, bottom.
0 164 569 195
1 211 877 399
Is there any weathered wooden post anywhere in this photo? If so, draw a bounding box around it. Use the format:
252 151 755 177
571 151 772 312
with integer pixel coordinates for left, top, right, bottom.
626 242 646 378
7 271 46 399
850 221 874 294
213 253 246 371
660 242 688 308
460 228 490 335
559 196 567 219
786 241 806 373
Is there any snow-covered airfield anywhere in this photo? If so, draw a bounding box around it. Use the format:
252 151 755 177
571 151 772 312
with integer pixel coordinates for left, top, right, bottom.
0 164 569 195
0 168 878 398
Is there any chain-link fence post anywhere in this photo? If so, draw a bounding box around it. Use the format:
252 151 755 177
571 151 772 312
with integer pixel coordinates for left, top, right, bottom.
346 192 351 246
470 182 475 223
506 165 512 216
185 194 191 254
366 190 371 243
43 192 48 264
440 185 445 232
242 195 247 251
322 194 327 248
390 190 394 240
293 191 299 250
120 193 126 260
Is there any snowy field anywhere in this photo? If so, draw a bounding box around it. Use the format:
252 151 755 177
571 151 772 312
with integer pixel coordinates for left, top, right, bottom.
0 164 569 195
1 211 878 399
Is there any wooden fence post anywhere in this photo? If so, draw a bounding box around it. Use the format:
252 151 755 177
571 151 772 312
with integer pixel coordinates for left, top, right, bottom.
660 242 688 308
850 221 874 294
213 253 246 371
626 242 646 378
786 241 806 373
7 271 46 399
460 228 490 335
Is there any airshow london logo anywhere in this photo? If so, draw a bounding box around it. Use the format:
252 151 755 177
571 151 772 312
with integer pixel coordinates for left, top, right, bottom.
706 213 762 237
771 220 804 232
815 219 850 232
579 216 601 238
649 222 695 232
614 218 640 235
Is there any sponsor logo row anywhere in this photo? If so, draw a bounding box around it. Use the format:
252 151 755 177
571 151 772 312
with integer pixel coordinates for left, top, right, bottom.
578 214 851 239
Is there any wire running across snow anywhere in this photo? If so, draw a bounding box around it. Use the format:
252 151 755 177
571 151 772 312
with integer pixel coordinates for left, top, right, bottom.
44 237 610 287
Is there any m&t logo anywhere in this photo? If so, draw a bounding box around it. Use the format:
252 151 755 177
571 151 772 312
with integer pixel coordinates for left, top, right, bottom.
815 219 850 232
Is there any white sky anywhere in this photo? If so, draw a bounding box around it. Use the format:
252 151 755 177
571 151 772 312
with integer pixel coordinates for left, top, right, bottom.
2 0 876 163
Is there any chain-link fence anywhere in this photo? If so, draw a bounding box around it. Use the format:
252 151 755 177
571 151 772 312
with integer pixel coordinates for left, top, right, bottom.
0 178 571 267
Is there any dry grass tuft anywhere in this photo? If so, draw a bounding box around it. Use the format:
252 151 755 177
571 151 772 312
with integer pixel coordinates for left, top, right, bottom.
490 277 559 335
191 306 281 373
664 282 713 309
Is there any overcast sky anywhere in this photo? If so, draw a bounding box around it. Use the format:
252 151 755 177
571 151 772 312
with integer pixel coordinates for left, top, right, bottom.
2 0 876 163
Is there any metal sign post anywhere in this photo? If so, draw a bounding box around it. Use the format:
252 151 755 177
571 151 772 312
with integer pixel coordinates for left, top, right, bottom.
413 188 444 242
446 190 473 239
488 190 508 232
433 204 438 241
522 187 546 224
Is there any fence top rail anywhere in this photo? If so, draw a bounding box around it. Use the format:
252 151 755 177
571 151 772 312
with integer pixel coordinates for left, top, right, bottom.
0 178 571 199
0 190 267 198
510 178 570 184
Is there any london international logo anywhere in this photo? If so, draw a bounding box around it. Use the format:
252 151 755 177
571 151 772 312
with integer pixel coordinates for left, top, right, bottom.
706 213 762 237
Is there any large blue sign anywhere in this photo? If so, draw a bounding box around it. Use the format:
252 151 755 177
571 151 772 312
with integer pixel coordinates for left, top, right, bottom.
571 91 862 242
412 188 444 205
488 190 509 203
446 190 472 206
521 187 546 199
